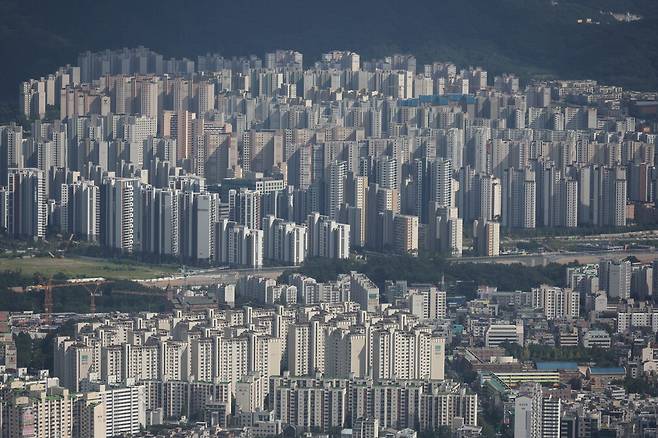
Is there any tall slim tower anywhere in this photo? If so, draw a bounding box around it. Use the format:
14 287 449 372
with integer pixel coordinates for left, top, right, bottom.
100 177 139 253
7 168 46 239
429 158 453 208
140 78 159 119
326 160 347 220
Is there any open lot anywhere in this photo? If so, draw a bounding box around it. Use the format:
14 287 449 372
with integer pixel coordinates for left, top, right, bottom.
0 256 178 280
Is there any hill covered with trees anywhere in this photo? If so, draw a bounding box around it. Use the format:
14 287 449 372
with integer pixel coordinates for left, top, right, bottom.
1 0 657 117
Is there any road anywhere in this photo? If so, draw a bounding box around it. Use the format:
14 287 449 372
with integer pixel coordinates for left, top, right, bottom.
137 266 292 288
452 248 658 266
135 248 658 289
505 229 658 243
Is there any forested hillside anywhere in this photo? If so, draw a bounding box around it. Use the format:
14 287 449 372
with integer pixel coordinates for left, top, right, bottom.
1 0 657 108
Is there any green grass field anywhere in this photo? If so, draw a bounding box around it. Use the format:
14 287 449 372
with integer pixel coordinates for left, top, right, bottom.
0 256 177 280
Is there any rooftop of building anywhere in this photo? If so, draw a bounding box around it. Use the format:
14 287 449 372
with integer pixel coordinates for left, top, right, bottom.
536 361 579 371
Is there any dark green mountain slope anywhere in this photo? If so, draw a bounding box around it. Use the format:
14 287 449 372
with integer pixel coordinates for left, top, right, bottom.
1 0 657 106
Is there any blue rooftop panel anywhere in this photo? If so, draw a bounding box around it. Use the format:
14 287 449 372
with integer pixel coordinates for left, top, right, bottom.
535 361 579 371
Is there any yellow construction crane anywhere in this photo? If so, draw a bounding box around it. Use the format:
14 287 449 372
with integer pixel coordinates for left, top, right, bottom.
28 277 111 322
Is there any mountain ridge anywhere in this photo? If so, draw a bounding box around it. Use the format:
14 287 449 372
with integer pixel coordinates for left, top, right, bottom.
1 0 657 107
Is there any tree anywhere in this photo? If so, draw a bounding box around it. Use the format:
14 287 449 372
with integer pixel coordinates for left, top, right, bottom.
568 377 582 390
14 332 32 368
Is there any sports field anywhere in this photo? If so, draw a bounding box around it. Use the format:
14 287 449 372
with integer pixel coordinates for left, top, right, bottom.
0 256 177 280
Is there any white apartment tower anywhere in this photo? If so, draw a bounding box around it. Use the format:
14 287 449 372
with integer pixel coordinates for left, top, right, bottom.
327 160 347 220
100 177 139 253
216 219 264 268
532 285 580 319
7 167 47 239
61 180 100 240
473 219 500 257
262 215 308 266
429 158 453 208
307 212 350 259
139 78 159 119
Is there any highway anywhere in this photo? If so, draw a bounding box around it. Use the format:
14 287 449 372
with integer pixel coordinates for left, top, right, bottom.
135 249 658 289
137 266 292 288
505 229 658 243
451 248 658 266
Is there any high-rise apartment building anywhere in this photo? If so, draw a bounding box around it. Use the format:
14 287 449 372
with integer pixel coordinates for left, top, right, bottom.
216 219 263 268
473 219 500 256
242 130 283 173
514 383 542 438
429 158 453 208
431 206 462 256
514 383 561 438
141 186 180 256
2 382 73 438
1 124 24 184
262 215 307 265
532 284 580 320
350 272 380 313
307 212 350 259
600 259 632 300
80 381 146 437
60 179 100 240
100 177 140 253
7 168 47 239
393 214 419 255
503 167 536 229
326 160 347 220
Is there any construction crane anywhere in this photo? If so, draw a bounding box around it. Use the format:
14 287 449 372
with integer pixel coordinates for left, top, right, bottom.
164 282 174 302
57 234 75 258
29 277 110 322
81 281 108 314
41 277 54 321
180 265 189 291
46 234 75 259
